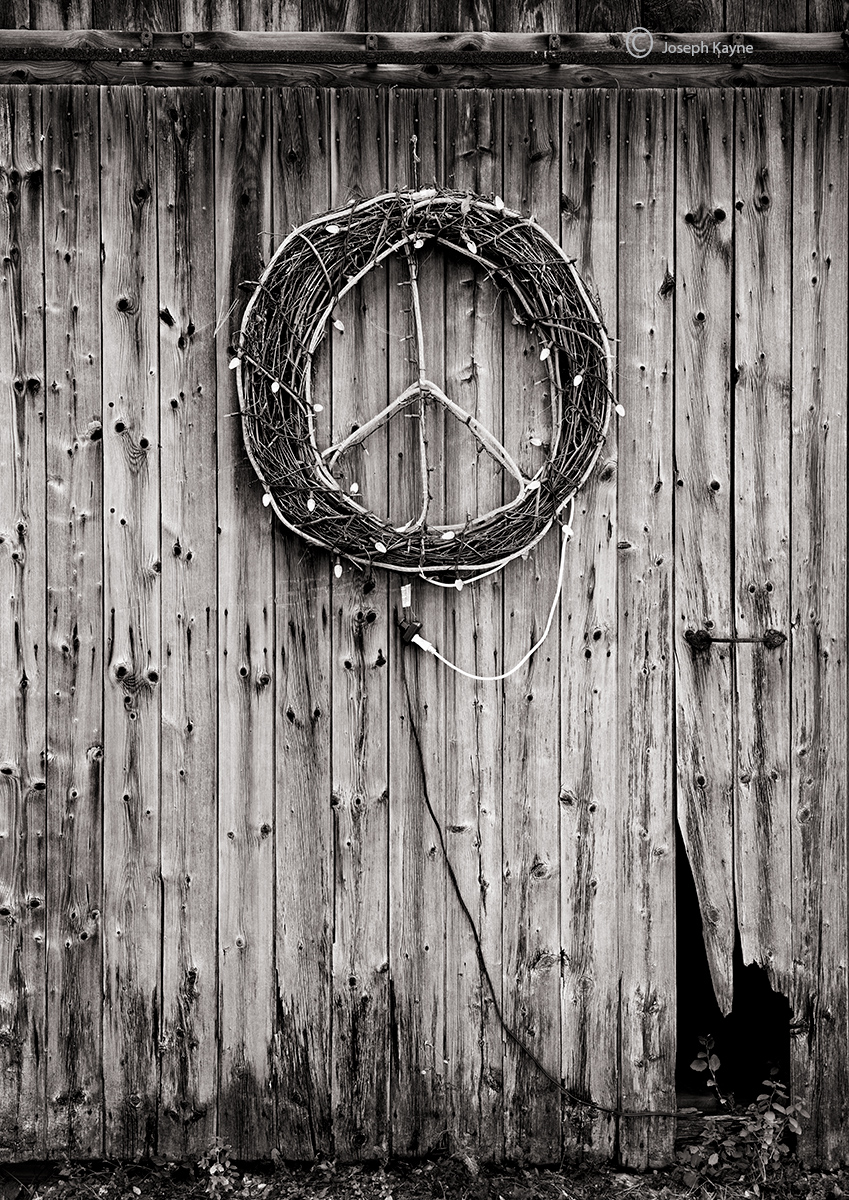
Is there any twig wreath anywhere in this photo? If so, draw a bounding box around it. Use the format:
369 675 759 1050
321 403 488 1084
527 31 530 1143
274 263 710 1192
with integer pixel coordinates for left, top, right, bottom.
234 187 614 584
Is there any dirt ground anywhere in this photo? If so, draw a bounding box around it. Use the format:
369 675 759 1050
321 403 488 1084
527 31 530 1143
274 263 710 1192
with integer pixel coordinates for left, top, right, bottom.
1 1155 846 1200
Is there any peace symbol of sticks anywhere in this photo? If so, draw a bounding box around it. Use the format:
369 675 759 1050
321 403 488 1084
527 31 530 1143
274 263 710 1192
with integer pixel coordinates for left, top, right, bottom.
234 187 613 580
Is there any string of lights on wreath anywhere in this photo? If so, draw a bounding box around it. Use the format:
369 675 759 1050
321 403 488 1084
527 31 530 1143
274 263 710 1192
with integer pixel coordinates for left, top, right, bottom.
232 186 618 680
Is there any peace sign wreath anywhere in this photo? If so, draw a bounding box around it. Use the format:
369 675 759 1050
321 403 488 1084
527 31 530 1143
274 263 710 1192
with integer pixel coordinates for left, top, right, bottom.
234 187 614 588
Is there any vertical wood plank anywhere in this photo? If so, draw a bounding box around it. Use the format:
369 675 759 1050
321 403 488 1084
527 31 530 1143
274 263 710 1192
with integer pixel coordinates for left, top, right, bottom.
0 0 29 29
428 0 495 31
43 83 103 1160
501 88 562 1165
238 0 299 29
559 87 619 1162
617 89 675 1170
329 86 390 1162
29 0 93 27
386 88 448 1159
366 0 429 29
91 0 177 31
806 0 849 31
215 86 276 1159
734 87 793 1000
494 0 576 30
272 85 333 1162
725 0 805 29
790 85 848 1167
575 0 638 32
0 83 46 1163
156 86 218 1159
674 88 735 1016
100 85 161 1161
442 88 503 1163
302 0 364 31
641 0 724 30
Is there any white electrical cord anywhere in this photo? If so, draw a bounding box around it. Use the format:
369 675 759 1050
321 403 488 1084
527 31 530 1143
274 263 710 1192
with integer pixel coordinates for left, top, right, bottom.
408 501 574 683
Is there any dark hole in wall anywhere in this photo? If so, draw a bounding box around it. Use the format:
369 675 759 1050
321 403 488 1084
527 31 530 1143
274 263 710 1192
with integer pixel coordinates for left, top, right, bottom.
676 824 791 1108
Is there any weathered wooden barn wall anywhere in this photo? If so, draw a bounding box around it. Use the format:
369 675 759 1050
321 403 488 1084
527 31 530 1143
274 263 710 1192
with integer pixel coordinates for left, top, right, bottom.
0 0 846 34
1 83 847 1169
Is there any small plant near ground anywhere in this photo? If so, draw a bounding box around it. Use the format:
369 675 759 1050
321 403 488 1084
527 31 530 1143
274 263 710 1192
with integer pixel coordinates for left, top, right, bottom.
678 1037 810 1195
197 1139 239 1197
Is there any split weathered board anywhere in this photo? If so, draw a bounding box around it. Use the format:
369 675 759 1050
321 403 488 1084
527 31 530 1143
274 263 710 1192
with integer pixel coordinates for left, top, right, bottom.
100 85 161 1160
616 88 676 1170
790 86 848 1166
733 87 793 1003
328 87 391 1162
215 85 276 1159
674 87 735 1016
0 84 46 1162
501 87 562 1165
0 83 846 1168
157 85 218 1158
43 83 103 1160
386 87 449 1159
272 84 333 1161
441 88 504 1163
559 85 619 1162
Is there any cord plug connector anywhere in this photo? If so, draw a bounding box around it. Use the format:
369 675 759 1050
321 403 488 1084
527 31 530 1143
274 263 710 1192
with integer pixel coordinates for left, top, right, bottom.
398 616 423 644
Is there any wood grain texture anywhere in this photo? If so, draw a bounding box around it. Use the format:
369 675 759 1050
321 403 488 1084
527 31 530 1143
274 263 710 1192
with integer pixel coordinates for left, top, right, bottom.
673 87 735 1015
441 88 504 1163
501 88 561 1165
559 86 618 1161
575 0 638 31
790 86 848 1167
616 89 675 1170
641 0 724 30
386 87 448 1159
302 0 364 32
215 86 276 1159
272 85 333 1162
734 87 793 1000
806 0 849 31
428 0 495 30
156 86 218 1159
43 83 102 1159
30 0 92 28
100 85 160 1161
329 87 390 1162
494 0 577 30
238 0 299 30
0 83 46 1163
725 0 805 30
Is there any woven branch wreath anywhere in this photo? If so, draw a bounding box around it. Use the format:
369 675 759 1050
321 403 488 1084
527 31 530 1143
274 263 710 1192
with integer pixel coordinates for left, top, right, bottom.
235 187 613 579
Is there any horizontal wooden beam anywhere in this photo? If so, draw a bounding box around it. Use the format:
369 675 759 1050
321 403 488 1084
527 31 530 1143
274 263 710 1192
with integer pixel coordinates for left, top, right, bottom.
0 30 846 87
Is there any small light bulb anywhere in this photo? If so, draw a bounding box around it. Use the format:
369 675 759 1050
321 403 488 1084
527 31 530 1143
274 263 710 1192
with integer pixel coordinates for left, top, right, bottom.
441 530 455 541
334 560 343 579
615 403 626 417
573 373 584 387
494 195 505 210
350 482 359 495
262 493 272 507
539 346 551 362
414 238 424 249
229 357 240 370
375 541 387 554
325 224 341 234
333 319 345 333
306 496 316 512
313 404 324 413
466 240 477 254
529 437 543 447
270 380 280 394
454 579 464 591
